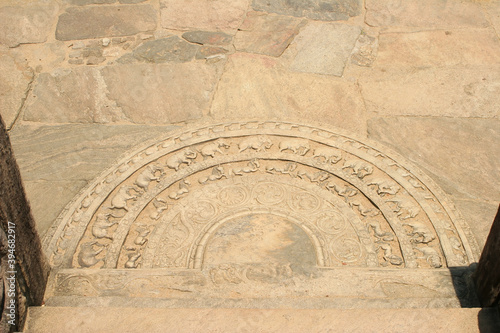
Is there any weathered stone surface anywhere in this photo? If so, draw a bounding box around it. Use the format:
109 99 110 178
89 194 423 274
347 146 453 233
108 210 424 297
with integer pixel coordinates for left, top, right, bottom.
0 2 58 47
101 63 220 124
9 124 178 237
0 50 33 130
283 23 361 76
351 33 378 67
24 67 128 124
365 0 489 30
367 117 500 202
484 2 500 37
234 11 306 57
24 305 500 332
24 181 87 238
195 46 228 60
118 37 198 63
376 30 500 67
359 68 500 118
210 54 367 135
65 0 115 5
252 0 362 21
160 0 248 32
0 115 49 331
182 31 232 46
454 199 499 251
56 5 157 41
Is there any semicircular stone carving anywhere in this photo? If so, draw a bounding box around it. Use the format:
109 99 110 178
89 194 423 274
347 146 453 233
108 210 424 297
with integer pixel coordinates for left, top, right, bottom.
42 121 480 305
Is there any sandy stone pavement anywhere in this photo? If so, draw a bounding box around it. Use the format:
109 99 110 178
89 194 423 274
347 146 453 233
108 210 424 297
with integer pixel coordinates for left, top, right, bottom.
0 0 499 298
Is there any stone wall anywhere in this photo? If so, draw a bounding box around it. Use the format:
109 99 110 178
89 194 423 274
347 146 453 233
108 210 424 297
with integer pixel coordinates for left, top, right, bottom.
0 0 498 260
475 206 500 307
0 114 49 331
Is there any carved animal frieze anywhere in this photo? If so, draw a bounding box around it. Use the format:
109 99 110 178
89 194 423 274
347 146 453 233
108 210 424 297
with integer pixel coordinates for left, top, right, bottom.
135 165 164 191
238 136 272 153
168 179 191 200
367 178 400 196
312 147 342 164
200 139 230 159
415 246 442 268
342 159 373 179
378 243 403 266
166 148 197 171
403 221 436 244
278 139 310 156
78 241 105 268
109 186 138 212
92 213 118 240
199 166 227 184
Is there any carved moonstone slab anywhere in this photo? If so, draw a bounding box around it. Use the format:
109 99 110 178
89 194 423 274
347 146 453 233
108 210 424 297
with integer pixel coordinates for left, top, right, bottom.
43 121 479 294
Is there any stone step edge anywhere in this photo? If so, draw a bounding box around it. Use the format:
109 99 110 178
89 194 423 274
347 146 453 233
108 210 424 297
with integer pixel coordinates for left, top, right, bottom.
24 306 500 333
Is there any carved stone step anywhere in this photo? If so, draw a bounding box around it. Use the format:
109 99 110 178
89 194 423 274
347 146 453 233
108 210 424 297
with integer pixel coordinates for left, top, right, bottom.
23 307 500 333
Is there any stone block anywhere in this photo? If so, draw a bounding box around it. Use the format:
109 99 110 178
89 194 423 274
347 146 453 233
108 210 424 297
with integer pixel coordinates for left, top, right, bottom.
0 50 33 130
117 36 199 63
160 0 248 32
376 29 500 67
367 117 500 202
234 11 306 57
56 5 157 41
101 63 220 124
182 31 232 46
283 22 361 76
0 2 58 47
210 53 367 135
23 307 500 333
24 67 128 124
359 67 500 118
365 0 489 30
252 0 362 21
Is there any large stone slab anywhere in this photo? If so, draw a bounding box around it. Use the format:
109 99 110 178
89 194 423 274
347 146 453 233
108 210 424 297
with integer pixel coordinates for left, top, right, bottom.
23 67 128 124
24 307 500 333
0 2 58 47
454 199 500 251
210 53 367 135
56 5 157 41
283 22 361 76
9 124 179 236
0 49 33 130
24 180 87 238
252 0 362 21
160 0 248 32
117 36 199 64
359 67 500 118
234 11 306 57
365 0 489 30
101 63 221 124
367 117 500 202
376 29 500 67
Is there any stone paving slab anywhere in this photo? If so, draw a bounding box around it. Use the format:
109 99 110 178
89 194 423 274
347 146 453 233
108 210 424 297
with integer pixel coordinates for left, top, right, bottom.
359 67 500 118
210 53 367 135
24 307 500 333
376 29 500 67
0 49 33 130
234 11 307 57
0 1 59 47
252 0 362 21
282 22 361 76
9 124 179 236
56 5 157 41
365 0 489 31
368 117 500 247
160 0 249 32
